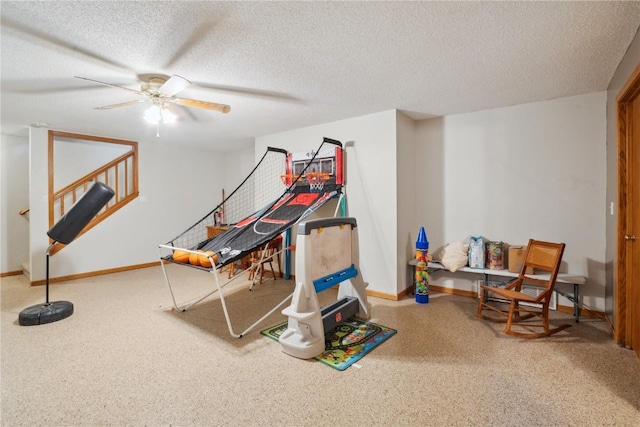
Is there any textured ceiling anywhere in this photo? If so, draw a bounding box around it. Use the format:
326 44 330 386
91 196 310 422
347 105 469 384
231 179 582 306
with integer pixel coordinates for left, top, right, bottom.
1 1 639 152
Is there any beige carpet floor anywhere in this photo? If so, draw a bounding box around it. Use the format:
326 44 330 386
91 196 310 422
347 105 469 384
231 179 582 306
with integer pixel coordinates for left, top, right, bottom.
2 264 639 426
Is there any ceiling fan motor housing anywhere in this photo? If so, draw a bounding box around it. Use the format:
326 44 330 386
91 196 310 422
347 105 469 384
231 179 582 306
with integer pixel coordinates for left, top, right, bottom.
142 77 167 93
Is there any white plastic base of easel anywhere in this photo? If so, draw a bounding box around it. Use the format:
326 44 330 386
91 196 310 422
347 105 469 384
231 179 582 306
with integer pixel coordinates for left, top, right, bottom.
280 281 371 359
280 296 360 359
279 217 372 360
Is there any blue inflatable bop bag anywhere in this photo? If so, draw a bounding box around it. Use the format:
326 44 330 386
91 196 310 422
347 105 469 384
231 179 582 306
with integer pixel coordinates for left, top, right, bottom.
415 227 429 304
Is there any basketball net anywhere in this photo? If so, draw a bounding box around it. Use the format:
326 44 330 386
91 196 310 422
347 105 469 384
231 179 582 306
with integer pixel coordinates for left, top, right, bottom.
306 172 328 191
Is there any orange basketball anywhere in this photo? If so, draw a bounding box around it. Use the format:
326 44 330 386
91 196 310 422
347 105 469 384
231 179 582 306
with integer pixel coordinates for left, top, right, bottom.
172 250 190 263
199 251 218 268
189 250 204 265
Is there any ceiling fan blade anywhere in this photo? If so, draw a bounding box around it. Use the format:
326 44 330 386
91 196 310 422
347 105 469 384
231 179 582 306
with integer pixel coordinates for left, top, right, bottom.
169 103 199 121
2 17 133 73
94 99 147 110
5 79 111 94
172 98 231 114
160 75 191 97
163 103 183 119
192 81 300 103
164 22 216 68
74 76 144 95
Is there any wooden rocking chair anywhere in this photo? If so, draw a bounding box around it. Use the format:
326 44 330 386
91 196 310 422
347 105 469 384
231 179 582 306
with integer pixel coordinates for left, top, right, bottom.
476 239 571 338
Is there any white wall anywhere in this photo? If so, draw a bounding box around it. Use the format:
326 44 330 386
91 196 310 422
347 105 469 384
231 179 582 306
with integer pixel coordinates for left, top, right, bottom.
255 110 399 297
416 92 608 311
0 134 29 273
396 111 418 293
28 128 49 280
53 138 130 189
605 27 640 321
223 147 255 200
28 128 227 281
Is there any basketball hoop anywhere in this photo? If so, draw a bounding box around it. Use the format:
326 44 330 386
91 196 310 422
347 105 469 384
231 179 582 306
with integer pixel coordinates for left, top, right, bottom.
280 174 300 187
305 172 329 191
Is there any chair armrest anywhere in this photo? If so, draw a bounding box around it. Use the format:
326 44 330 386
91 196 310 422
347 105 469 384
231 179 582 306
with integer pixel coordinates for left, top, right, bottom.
504 278 523 291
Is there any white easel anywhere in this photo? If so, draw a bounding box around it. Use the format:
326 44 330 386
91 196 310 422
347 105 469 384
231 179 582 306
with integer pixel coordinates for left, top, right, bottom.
280 217 371 359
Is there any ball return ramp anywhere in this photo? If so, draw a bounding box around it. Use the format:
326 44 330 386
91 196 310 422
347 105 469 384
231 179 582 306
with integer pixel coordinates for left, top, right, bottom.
158 138 346 338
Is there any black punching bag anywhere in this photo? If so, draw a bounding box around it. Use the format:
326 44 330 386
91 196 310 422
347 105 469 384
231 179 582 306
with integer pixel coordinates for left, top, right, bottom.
47 182 115 244
19 182 115 326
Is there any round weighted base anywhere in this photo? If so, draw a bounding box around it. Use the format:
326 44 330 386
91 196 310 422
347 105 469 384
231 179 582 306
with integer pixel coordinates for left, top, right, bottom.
19 301 74 326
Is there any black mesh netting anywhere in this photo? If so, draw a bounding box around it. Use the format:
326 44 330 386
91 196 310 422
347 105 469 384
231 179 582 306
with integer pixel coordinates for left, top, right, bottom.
162 138 343 270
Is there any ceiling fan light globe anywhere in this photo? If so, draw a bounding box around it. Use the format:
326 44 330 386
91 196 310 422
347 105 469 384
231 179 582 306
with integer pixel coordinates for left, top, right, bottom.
144 105 161 124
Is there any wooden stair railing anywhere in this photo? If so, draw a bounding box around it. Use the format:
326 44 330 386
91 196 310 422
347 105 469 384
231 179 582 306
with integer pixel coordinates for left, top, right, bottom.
49 149 138 254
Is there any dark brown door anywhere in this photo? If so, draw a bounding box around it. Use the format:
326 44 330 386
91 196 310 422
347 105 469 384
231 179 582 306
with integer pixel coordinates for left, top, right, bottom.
616 63 640 358
628 94 640 357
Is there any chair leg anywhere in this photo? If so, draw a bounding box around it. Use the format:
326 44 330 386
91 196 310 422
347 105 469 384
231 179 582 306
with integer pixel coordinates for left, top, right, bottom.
248 261 256 281
254 259 277 285
267 259 276 281
477 286 509 322
476 287 486 318
542 305 550 335
505 300 515 334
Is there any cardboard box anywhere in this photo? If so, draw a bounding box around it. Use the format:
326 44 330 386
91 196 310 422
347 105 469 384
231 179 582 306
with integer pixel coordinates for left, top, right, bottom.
508 246 534 274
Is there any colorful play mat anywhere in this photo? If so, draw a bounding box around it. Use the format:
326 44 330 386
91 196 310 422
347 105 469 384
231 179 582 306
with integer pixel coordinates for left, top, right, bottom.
261 317 397 371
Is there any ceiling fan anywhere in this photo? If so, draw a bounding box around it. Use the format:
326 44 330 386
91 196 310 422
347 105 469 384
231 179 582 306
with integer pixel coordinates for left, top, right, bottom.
74 74 231 124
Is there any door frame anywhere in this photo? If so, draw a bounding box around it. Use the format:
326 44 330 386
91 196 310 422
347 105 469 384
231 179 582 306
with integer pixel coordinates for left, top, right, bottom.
615 62 640 346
